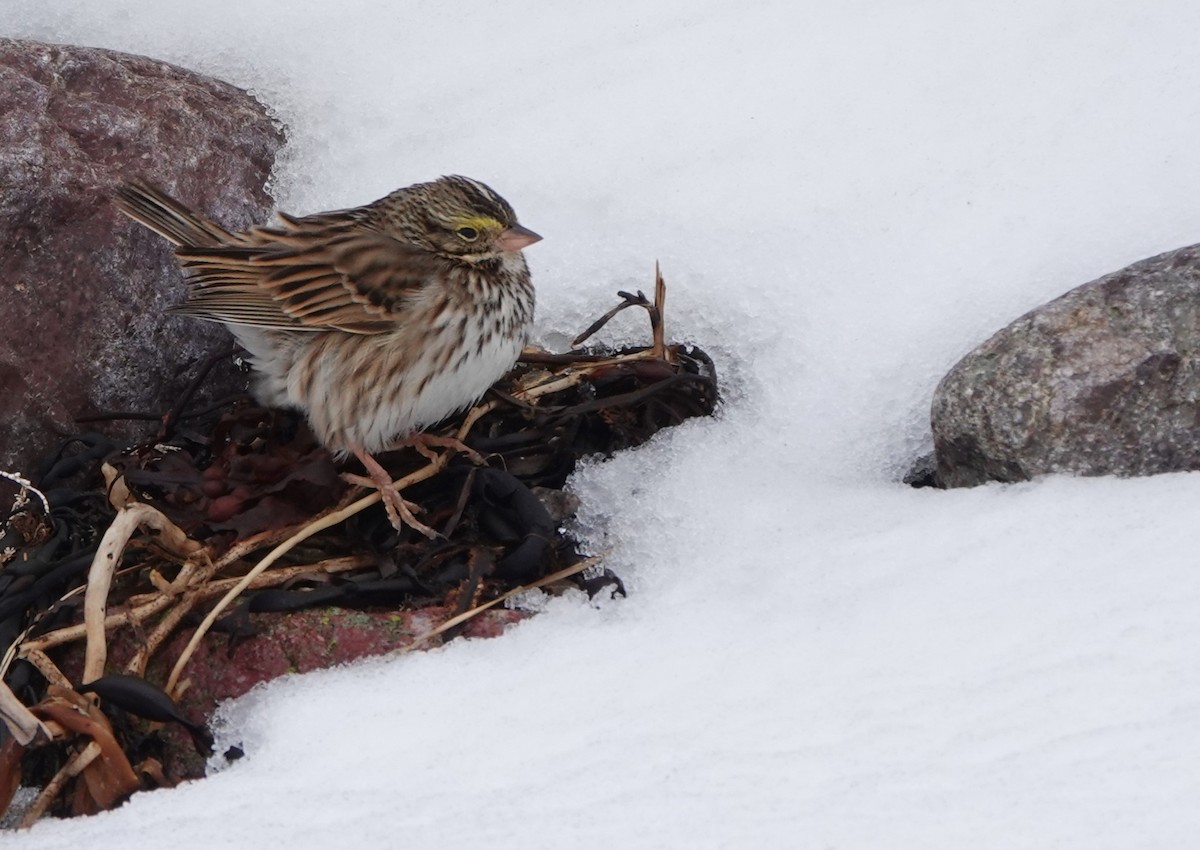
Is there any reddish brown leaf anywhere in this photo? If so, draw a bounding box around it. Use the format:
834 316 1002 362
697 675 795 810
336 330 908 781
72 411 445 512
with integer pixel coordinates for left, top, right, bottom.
34 692 140 813
0 735 25 821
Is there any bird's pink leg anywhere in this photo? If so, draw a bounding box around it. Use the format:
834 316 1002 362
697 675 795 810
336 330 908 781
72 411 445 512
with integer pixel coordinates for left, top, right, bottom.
343 444 438 538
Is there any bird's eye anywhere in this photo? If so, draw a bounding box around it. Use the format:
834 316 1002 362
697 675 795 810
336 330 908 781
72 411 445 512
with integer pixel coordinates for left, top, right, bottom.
456 226 479 241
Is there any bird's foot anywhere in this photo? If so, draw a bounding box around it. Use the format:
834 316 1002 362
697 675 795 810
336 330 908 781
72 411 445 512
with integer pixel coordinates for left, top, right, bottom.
406 432 486 465
346 446 439 538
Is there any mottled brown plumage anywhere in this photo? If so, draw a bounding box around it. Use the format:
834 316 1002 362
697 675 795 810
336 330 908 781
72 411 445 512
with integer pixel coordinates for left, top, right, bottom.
116 176 540 534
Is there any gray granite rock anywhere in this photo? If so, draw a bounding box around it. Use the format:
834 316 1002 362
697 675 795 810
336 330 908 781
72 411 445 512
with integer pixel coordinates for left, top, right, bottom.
0 38 284 476
932 244 1200 488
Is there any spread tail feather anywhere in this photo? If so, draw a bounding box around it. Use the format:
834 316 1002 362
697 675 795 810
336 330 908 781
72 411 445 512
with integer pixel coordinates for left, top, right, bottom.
114 180 235 248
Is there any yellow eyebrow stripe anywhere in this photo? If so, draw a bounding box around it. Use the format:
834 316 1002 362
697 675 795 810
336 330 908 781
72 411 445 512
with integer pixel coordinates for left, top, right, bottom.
453 215 502 231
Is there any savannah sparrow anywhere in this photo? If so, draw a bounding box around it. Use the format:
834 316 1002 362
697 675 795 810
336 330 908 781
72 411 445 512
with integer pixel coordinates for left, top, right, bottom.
115 176 540 535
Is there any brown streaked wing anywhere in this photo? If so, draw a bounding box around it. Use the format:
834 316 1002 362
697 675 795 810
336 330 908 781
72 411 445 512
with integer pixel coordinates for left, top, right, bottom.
174 228 442 334
168 287 311 330
273 208 370 230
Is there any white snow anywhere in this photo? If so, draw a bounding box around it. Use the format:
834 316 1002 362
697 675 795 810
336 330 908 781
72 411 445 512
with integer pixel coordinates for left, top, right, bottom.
7 1 1200 846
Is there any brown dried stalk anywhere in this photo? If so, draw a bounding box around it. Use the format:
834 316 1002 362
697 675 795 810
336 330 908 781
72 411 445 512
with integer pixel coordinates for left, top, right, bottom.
125 595 200 680
571 262 671 364
394 555 603 655
652 262 672 363
126 555 371 677
20 741 101 827
0 681 49 746
83 503 199 684
20 650 72 691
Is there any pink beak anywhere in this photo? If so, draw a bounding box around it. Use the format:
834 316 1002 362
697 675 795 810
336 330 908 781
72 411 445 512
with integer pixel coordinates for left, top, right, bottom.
495 223 542 252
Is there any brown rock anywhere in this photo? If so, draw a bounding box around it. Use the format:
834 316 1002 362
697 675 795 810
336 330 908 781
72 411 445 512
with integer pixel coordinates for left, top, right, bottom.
0 38 284 477
56 605 529 779
932 243 1200 487
149 606 529 720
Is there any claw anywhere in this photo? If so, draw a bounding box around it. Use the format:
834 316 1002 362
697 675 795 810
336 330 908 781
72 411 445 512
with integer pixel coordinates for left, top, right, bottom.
407 432 485 465
347 446 439 538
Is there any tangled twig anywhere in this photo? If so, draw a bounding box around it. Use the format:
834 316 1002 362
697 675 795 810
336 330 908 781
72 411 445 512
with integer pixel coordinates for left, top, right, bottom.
0 269 718 823
0 470 50 527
